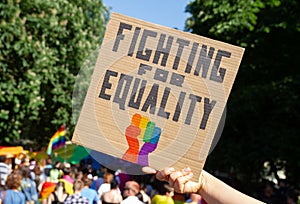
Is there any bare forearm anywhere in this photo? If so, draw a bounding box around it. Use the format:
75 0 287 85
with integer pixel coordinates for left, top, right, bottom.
198 171 265 204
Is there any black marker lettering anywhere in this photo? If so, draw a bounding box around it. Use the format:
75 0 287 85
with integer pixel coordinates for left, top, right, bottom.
158 87 171 119
113 74 133 110
154 68 169 83
185 94 202 125
194 45 215 78
136 29 157 61
141 83 159 114
128 27 141 56
173 38 190 70
99 70 118 100
200 97 216 130
210 50 231 83
172 91 186 122
185 42 199 73
138 63 152 76
112 22 132 52
128 78 147 110
153 34 174 66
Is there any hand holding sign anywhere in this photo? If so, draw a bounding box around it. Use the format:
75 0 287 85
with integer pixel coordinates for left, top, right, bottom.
122 113 161 166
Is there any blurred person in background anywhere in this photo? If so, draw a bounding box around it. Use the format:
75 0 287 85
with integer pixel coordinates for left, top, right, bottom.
31 165 43 192
21 166 38 204
0 155 12 189
0 172 25 204
64 180 89 204
115 169 130 193
121 181 143 204
286 190 298 204
258 182 276 204
39 168 59 204
184 193 202 204
81 174 100 204
151 182 175 204
102 179 123 204
59 163 74 195
47 181 68 204
98 172 114 198
137 182 151 204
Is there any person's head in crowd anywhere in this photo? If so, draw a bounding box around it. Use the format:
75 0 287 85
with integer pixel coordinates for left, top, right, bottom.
0 155 6 163
139 182 147 192
73 179 84 193
278 179 287 187
20 166 31 179
29 159 36 171
71 165 79 178
82 174 93 187
164 183 174 197
54 161 62 169
102 179 123 204
156 181 174 197
46 158 52 165
110 179 119 190
87 158 93 169
75 170 83 180
286 190 298 204
123 181 140 198
44 167 52 178
21 157 30 167
4 153 13 166
80 160 85 169
263 182 274 198
103 172 114 184
62 163 72 176
39 158 46 167
33 165 42 176
55 181 66 193
101 166 108 175
15 153 27 167
50 168 61 181
6 172 22 190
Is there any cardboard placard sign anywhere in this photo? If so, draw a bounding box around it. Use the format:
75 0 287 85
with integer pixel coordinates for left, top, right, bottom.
72 12 244 180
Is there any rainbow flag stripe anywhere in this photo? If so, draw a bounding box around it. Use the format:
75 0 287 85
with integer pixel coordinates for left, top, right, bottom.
47 125 66 155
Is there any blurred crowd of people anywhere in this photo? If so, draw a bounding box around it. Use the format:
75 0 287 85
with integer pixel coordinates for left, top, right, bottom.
0 153 205 204
0 152 298 204
256 179 299 204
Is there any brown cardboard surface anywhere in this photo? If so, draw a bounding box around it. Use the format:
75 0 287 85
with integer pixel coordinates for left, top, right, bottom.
72 12 244 181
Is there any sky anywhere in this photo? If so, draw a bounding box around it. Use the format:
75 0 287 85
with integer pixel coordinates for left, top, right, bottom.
102 0 191 30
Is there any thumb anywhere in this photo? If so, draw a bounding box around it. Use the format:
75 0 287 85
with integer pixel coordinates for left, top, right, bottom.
142 166 157 174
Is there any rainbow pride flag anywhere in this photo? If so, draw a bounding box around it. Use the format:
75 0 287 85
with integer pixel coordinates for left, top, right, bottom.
47 125 67 155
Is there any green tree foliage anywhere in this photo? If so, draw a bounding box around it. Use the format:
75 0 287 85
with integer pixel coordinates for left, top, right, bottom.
0 0 109 146
185 0 300 190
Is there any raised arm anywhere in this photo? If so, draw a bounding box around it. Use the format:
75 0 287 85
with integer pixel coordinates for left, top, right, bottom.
156 167 265 204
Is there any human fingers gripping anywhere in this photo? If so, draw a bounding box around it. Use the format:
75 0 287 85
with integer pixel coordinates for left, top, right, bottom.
174 171 194 193
156 167 175 181
142 166 157 174
157 167 203 194
169 170 189 188
168 167 193 190
176 172 202 194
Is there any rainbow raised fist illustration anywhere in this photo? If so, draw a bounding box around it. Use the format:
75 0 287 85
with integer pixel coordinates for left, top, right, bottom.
122 113 161 166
